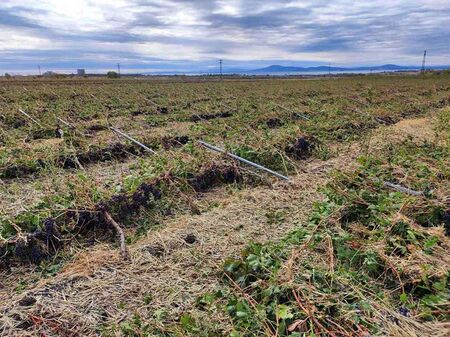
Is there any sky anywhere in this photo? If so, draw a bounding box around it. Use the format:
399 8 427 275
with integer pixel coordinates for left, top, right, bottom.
0 0 449 74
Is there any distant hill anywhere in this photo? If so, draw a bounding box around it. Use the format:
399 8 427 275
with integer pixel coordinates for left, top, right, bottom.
252 65 346 72
140 64 449 75
248 64 450 73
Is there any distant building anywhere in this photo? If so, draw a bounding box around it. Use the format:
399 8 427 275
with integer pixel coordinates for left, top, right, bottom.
77 69 86 76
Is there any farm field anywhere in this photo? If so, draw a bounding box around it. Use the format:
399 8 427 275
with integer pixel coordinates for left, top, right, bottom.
0 74 449 336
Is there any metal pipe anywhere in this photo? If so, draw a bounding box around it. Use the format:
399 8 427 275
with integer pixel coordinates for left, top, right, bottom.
382 181 423 196
198 140 290 181
275 104 310 120
56 117 74 128
109 127 157 154
18 108 43 127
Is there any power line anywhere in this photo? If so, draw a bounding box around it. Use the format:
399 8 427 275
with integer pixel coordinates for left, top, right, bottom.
117 63 121 75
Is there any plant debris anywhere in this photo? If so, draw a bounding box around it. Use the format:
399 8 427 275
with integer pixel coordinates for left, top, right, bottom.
190 111 232 122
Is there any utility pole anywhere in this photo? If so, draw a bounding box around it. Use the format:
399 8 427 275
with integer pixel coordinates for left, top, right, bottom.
219 59 222 76
117 63 121 75
421 50 427 73
38 65 41 76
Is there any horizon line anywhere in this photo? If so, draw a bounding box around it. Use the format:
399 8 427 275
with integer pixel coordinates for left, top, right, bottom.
3 63 450 76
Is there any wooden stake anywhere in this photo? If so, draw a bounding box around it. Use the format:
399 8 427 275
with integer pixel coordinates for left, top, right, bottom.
103 211 130 259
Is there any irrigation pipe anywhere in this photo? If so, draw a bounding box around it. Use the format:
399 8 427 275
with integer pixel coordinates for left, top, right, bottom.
382 181 423 196
56 116 74 128
109 126 157 154
18 108 43 127
275 103 310 120
198 140 290 181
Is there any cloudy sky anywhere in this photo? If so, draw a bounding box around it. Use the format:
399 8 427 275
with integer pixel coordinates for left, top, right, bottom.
0 0 449 74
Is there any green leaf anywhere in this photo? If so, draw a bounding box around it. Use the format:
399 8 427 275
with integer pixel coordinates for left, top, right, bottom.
180 313 197 332
400 293 408 304
276 304 294 320
424 236 439 250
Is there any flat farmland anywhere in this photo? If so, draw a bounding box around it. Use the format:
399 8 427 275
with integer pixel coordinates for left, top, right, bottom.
0 74 449 336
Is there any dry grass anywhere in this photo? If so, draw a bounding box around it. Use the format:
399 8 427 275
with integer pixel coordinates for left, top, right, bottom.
1 115 445 336
0 158 140 218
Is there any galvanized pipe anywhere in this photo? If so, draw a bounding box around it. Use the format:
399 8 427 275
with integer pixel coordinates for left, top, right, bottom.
382 181 423 196
110 127 157 154
198 140 290 181
18 108 43 127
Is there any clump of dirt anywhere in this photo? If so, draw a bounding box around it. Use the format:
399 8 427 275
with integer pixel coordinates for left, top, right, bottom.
161 136 190 149
190 111 232 122
143 244 165 257
157 106 169 114
13 218 62 264
86 124 108 134
110 180 163 221
131 109 150 116
0 219 61 266
444 209 450 236
183 234 197 244
189 163 241 192
18 296 36 307
265 118 284 129
285 136 316 159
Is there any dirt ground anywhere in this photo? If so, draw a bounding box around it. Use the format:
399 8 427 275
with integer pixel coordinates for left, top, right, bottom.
0 116 446 336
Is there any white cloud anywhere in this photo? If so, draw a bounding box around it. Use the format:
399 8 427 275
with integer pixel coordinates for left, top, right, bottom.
0 28 52 50
0 0 449 72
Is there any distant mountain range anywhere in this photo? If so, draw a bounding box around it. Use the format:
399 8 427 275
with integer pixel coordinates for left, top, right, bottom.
248 64 448 73
142 64 449 75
